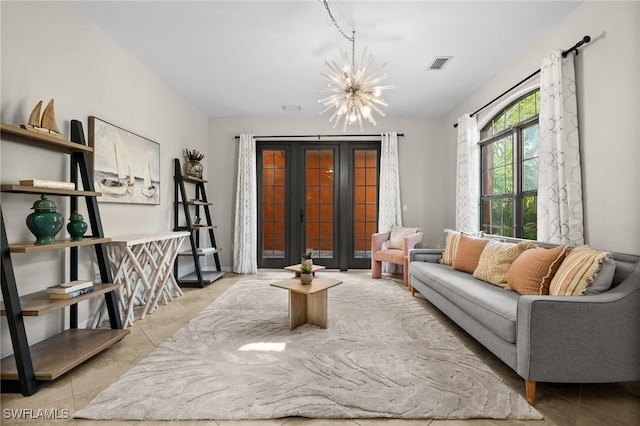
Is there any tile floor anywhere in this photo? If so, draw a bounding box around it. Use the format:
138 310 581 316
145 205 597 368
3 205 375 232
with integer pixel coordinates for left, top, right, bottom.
1 271 638 425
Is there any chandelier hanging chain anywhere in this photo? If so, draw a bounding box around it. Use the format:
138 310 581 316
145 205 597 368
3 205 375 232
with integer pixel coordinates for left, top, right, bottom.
317 0 394 131
320 0 354 43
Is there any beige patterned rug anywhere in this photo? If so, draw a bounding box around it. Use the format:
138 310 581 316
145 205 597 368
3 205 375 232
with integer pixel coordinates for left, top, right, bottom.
75 272 542 420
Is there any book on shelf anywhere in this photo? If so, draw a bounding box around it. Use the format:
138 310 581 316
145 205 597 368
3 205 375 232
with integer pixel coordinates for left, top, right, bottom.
19 179 76 190
49 286 95 299
47 280 94 294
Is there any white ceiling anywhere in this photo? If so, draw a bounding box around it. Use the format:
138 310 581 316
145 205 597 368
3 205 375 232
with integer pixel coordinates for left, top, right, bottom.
71 1 581 118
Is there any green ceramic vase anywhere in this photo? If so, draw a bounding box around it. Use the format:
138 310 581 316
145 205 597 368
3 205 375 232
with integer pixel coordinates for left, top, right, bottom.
25 194 63 245
67 211 88 241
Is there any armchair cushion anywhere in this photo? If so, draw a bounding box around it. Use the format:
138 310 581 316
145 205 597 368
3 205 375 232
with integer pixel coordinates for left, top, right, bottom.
374 248 404 264
388 226 422 249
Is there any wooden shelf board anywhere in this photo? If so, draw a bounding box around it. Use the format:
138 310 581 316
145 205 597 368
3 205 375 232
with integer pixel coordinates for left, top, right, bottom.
181 175 207 184
174 226 216 232
177 270 224 285
1 184 101 197
1 123 93 153
0 328 130 381
0 284 120 316
178 249 219 257
9 237 111 254
177 200 212 206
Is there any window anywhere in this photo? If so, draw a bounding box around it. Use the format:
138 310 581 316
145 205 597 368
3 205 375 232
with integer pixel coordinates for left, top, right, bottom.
480 90 539 239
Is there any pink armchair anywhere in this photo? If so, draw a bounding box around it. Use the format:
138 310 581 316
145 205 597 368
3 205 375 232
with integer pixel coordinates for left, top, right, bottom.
371 228 423 287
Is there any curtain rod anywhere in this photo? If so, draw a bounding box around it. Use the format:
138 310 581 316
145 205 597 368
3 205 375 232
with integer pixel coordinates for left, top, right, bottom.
234 133 404 139
452 35 591 128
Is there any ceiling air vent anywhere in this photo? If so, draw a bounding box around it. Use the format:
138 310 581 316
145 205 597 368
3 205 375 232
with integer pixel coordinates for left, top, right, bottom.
428 56 453 70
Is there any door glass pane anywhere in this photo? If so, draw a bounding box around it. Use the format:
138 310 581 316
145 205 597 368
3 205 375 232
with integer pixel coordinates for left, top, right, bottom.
261 150 285 259
353 149 377 259
306 149 334 259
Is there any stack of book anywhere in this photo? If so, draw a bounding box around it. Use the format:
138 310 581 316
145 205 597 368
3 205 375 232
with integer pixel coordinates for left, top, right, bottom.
19 179 76 190
47 280 95 299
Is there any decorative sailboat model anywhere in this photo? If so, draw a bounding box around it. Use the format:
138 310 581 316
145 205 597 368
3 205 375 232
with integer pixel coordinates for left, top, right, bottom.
141 162 157 198
21 99 63 138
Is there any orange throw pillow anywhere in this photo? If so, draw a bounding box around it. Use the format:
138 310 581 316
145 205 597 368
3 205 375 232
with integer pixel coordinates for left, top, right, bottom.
451 234 489 273
506 246 566 295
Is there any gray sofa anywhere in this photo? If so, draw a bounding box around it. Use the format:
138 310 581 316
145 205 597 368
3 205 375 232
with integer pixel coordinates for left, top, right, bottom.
408 240 640 405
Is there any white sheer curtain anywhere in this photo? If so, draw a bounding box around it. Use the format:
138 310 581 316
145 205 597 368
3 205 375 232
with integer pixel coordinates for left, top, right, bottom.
455 114 480 232
233 134 258 273
537 50 584 246
377 132 402 273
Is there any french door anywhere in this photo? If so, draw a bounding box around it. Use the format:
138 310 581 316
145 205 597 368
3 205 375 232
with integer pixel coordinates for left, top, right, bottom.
257 142 379 270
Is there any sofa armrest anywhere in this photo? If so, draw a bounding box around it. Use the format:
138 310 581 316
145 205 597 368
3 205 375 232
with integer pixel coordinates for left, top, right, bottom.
403 232 424 255
516 283 640 383
409 248 443 263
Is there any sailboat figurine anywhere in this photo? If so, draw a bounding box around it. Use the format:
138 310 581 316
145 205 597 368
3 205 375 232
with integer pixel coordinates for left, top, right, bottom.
141 162 157 198
21 99 62 138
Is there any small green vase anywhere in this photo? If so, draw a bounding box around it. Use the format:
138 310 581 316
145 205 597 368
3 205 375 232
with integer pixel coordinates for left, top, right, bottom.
67 211 88 241
25 194 63 245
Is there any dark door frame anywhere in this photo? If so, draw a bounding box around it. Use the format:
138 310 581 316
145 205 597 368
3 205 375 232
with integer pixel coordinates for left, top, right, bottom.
257 141 380 270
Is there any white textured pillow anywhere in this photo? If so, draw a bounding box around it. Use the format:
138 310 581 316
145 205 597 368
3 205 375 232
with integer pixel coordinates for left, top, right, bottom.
473 240 537 287
388 226 421 250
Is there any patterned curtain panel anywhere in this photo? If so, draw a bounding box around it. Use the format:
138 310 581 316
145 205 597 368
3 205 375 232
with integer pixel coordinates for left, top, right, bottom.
233 134 258 273
455 114 480 232
377 132 402 273
537 50 584 246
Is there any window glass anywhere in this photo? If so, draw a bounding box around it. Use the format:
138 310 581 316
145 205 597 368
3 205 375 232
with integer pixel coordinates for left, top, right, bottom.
480 90 539 239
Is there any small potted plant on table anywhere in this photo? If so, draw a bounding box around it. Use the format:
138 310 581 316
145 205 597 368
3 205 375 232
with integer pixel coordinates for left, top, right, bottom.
301 250 313 267
300 264 313 285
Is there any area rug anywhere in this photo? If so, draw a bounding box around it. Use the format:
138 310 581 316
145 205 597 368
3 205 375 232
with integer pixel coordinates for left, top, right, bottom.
75 272 542 420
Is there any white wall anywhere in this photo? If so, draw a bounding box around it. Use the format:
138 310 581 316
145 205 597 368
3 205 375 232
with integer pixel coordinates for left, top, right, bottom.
0 2 208 356
443 1 640 255
207 116 445 270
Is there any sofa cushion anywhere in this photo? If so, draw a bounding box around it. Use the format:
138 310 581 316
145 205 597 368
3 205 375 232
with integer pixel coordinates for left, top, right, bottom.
388 226 421 249
473 240 537 287
550 247 615 296
410 262 519 343
452 234 489 273
584 256 616 294
440 229 461 266
506 245 566 295
374 248 403 264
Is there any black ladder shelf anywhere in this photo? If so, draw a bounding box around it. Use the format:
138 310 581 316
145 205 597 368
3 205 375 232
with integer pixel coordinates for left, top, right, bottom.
173 158 224 287
0 121 128 396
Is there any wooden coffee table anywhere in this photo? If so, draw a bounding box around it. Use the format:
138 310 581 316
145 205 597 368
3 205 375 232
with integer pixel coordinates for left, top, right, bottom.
284 263 326 277
270 277 342 329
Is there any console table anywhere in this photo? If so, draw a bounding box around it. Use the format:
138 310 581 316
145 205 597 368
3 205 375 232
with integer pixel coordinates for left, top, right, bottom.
102 232 189 327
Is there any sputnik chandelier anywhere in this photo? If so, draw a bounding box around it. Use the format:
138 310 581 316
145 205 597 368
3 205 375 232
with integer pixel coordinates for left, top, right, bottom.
317 0 394 131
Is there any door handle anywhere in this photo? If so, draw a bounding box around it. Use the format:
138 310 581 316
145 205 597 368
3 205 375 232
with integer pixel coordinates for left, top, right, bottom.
300 209 305 223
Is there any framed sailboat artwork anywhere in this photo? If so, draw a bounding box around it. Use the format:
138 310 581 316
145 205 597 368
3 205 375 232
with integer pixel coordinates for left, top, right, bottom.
88 117 160 205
